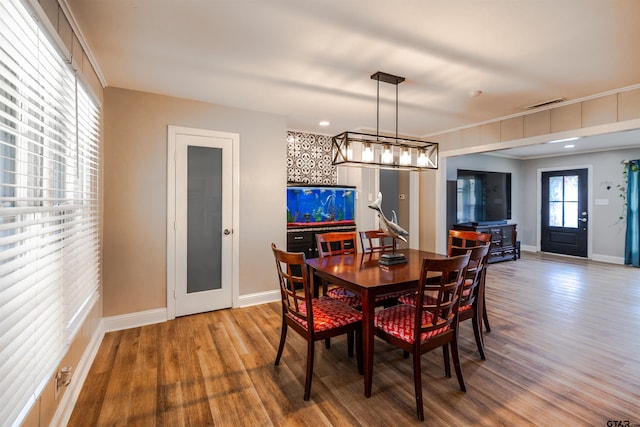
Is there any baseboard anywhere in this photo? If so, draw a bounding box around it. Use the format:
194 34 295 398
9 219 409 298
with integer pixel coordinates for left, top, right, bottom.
51 318 105 427
592 254 625 265
102 308 168 333
238 289 280 307
521 244 625 265
98 295 280 332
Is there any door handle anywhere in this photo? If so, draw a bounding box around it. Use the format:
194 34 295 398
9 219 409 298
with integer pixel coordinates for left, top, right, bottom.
224 228 232 235
579 218 587 223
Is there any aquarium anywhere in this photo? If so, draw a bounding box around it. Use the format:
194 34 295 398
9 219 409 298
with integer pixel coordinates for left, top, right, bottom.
287 185 356 228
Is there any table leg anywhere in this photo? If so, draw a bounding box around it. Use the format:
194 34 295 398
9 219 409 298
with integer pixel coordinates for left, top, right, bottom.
361 288 374 397
310 268 320 298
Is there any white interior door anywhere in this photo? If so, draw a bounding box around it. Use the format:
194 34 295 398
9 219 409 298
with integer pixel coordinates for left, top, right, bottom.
168 127 236 317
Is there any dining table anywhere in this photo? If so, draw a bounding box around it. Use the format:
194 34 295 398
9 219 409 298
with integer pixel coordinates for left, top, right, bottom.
305 248 449 398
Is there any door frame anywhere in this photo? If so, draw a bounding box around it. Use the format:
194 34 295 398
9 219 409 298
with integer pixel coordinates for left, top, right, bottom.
166 125 240 320
536 164 593 258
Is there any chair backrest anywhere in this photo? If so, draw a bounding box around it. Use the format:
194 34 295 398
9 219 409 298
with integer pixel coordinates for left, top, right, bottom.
359 229 396 253
271 243 313 330
414 253 471 339
316 231 358 257
447 229 492 255
449 244 490 308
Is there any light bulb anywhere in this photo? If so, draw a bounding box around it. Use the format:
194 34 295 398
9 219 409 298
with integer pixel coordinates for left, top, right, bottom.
381 145 393 164
362 143 374 162
417 149 428 167
399 147 411 165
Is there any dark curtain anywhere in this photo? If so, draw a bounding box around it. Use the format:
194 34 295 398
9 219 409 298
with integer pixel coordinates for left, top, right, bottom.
625 160 640 267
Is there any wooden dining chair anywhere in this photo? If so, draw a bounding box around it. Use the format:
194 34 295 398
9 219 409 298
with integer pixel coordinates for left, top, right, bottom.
373 253 471 421
317 231 400 309
449 243 491 359
397 245 490 359
271 243 363 401
447 229 492 253
315 231 360 305
448 229 493 333
316 231 357 257
359 229 396 253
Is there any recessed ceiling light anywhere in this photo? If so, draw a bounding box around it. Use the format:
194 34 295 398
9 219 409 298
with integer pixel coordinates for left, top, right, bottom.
564 144 575 148
549 137 579 144
319 121 330 127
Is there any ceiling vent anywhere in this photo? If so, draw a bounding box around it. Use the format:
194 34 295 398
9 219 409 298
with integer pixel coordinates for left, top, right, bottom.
524 97 567 110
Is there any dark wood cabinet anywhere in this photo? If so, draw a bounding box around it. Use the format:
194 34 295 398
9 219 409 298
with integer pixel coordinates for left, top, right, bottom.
452 223 517 263
287 225 356 258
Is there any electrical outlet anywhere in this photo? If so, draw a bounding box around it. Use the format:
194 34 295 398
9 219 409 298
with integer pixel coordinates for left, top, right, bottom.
54 366 72 400
54 372 61 400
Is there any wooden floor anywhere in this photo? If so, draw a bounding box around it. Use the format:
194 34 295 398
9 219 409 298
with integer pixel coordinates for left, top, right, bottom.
69 252 640 426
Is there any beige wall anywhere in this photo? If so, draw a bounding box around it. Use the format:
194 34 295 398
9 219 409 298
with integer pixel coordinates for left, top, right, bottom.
103 87 287 317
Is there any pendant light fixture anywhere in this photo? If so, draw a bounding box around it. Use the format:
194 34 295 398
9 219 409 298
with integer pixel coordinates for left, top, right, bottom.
331 71 438 171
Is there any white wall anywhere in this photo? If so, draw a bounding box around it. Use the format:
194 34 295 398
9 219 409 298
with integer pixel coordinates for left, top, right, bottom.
445 147 640 261
521 148 640 260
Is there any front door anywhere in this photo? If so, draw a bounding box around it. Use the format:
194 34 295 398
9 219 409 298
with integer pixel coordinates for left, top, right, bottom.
541 168 588 257
168 126 236 317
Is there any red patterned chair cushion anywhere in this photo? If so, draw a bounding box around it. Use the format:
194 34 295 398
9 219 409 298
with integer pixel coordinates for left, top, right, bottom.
294 296 362 332
374 304 450 344
398 292 472 313
327 287 362 307
459 303 472 312
399 285 473 304
327 287 402 308
397 293 439 306
397 292 417 306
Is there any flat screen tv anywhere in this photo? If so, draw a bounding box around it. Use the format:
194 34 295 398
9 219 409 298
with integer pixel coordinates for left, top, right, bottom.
456 169 511 225
287 184 356 228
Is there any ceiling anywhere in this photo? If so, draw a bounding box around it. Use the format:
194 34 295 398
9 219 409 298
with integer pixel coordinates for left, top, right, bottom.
484 128 640 160
66 0 640 156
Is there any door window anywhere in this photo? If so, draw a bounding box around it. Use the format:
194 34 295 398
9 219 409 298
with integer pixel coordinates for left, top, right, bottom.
548 175 579 228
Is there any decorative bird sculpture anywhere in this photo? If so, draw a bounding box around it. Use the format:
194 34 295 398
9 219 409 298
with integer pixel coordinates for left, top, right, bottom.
367 192 409 243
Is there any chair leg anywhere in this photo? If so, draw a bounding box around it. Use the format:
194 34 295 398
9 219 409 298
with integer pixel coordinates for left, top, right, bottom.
403 350 410 359
355 327 363 375
325 338 331 349
472 311 487 360
450 338 466 392
275 320 287 366
482 293 491 332
412 350 425 421
347 331 354 357
442 344 451 378
303 339 315 401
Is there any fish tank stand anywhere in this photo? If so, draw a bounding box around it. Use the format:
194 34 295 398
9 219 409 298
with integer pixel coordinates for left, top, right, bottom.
287 224 357 259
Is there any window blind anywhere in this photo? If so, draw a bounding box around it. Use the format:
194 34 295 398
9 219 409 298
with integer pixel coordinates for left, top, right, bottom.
0 0 101 425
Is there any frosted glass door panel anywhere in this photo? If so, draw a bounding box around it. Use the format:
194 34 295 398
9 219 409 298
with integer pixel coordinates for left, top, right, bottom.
187 146 222 293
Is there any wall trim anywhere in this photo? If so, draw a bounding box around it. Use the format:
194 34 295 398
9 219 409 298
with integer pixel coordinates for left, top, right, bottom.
522 245 625 265
51 319 105 427
102 308 168 333
239 289 280 307
592 254 625 265
99 290 280 333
